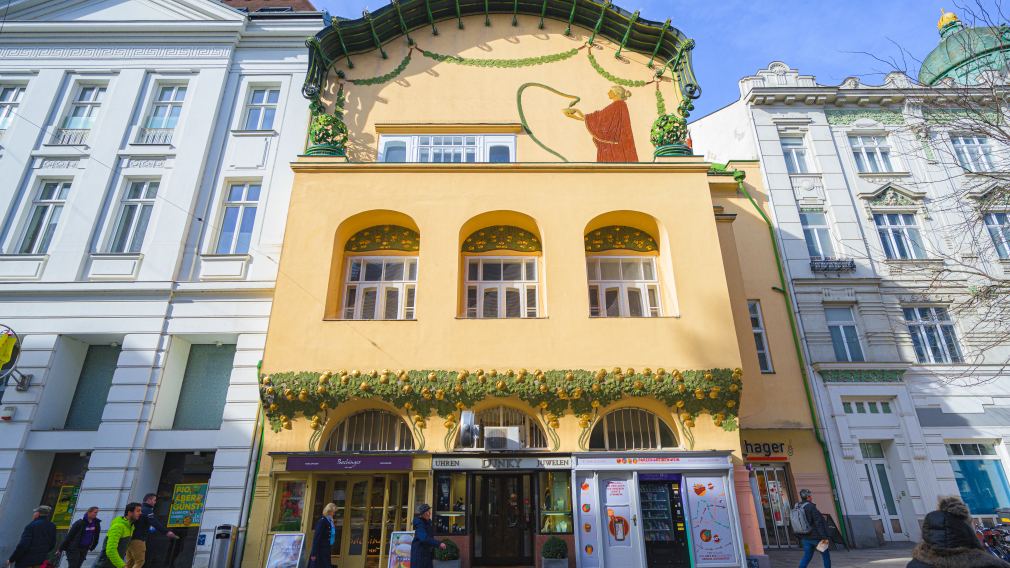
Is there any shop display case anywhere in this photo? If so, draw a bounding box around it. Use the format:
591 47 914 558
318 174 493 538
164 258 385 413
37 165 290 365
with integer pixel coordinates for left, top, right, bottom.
435 472 468 535
538 471 573 534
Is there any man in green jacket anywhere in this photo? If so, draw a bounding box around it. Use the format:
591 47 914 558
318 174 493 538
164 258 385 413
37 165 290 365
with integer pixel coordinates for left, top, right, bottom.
95 503 142 568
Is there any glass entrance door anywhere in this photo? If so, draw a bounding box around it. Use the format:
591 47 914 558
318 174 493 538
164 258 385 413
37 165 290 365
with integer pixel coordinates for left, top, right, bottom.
474 474 533 566
860 443 907 542
752 464 795 548
312 475 409 568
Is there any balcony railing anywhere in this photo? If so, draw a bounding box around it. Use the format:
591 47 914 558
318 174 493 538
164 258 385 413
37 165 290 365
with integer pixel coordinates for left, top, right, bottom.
810 257 857 272
136 128 174 145
50 128 90 146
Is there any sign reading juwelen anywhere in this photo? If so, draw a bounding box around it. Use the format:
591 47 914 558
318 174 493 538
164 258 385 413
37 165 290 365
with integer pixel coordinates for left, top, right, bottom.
685 477 738 565
387 531 413 568
52 485 81 529
168 483 208 528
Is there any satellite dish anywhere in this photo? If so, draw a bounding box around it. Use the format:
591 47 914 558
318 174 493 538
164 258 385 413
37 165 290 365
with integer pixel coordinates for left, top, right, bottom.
0 324 29 392
459 410 480 448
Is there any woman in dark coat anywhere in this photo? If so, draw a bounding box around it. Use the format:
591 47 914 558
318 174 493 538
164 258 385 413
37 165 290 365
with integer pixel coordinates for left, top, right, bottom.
907 496 1010 568
410 504 445 568
309 503 337 568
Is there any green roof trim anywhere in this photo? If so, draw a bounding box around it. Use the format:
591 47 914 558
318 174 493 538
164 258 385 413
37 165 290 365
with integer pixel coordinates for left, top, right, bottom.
303 0 699 102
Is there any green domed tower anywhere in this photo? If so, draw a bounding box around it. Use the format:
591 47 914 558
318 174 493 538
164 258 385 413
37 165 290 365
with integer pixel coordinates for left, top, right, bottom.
919 10 1010 85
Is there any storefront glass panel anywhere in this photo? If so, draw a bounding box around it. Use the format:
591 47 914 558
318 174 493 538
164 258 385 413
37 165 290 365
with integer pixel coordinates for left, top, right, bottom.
147 452 215 568
951 459 1010 515
538 470 573 534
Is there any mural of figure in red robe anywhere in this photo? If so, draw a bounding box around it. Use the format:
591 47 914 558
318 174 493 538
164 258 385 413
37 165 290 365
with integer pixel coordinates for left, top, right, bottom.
563 85 639 162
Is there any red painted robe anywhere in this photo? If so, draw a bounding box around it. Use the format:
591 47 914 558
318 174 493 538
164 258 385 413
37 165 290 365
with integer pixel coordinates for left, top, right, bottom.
584 99 639 162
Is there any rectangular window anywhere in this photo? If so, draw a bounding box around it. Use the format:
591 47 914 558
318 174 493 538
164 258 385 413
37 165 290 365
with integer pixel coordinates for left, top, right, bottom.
63 85 106 129
905 307 963 364
984 212 1010 260
849 135 895 173
874 213 926 260
825 307 864 362
242 87 280 130
64 345 120 430
464 257 538 318
108 180 158 253
586 257 661 317
946 442 1010 515
0 85 25 130
215 182 259 254
781 137 809 174
843 400 895 415
799 211 835 259
343 257 418 320
952 135 994 172
173 344 236 430
748 300 773 372
17 180 71 255
379 134 516 163
144 84 186 134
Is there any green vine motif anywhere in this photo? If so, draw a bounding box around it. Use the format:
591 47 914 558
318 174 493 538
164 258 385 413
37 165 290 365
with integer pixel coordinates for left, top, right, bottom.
348 51 413 86
674 414 695 450
650 97 694 149
587 49 651 88
655 87 667 116
421 47 580 68
443 421 460 451
306 87 348 155
259 367 743 433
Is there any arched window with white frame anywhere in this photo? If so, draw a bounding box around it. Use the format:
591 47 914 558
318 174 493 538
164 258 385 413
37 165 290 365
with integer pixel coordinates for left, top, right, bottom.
326 410 415 452
585 226 661 317
342 225 419 320
589 408 677 450
459 405 547 449
461 225 541 319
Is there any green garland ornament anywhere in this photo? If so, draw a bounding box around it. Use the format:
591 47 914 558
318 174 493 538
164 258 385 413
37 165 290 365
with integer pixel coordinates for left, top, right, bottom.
348 51 413 86
305 88 348 156
421 47 579 68
651 97 694 157
587 49 651 88
259 367 743 433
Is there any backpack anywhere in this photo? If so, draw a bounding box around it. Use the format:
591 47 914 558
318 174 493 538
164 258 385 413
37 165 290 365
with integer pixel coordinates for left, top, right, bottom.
790 502 811 534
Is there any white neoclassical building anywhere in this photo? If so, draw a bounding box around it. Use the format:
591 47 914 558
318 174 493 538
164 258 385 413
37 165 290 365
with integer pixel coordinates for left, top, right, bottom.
0 1 318 566
693 16 1010 549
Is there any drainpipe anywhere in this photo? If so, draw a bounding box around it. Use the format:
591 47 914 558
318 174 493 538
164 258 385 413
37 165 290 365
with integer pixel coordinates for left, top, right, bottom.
730 169 850 544
232 362 266 568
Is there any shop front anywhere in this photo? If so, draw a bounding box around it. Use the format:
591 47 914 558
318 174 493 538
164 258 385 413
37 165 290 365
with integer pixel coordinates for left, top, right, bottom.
572 451 746 568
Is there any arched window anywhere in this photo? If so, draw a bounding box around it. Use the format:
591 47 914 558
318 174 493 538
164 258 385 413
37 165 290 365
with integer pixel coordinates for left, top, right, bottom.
589 408 677 450
343 225 419 320
460 406 548 449
585 225 661 317
462 225 541 318
327 410 415 452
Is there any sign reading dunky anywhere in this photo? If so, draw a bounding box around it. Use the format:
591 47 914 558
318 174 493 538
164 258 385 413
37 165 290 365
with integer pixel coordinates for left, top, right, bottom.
431 456 571 470
168 483 209 528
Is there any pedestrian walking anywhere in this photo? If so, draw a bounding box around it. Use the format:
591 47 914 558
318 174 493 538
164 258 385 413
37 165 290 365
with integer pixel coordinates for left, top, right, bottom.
124 494 177 568
7 506 57 568
409 504 445 568
309 503 337 568
95 503 142 568
789 489 831 568
907 496 1010 568
60 507 102 568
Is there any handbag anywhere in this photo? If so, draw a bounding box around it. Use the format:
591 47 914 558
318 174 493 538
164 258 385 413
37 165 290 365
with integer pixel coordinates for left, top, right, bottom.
42 551 63 568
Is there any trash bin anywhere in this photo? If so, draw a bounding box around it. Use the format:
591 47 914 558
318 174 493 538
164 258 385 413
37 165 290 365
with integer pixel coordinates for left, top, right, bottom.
208 525 236 568
997 508 1010 525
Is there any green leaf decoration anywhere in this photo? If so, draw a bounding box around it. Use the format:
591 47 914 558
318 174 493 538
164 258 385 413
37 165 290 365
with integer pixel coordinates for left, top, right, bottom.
587 49 650 88
349 52 413 86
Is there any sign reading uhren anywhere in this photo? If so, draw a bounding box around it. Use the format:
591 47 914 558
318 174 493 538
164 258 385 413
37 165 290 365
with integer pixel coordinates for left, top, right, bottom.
432 456 572 470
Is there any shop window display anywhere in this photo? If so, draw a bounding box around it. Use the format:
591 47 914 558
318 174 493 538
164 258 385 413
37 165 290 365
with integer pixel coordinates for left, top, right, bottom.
538 471 573 534
273 481 306 532
435 472 468 535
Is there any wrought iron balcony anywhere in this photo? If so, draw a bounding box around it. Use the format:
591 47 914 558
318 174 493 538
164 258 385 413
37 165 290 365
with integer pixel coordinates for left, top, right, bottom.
810 257 857 272
50 128 89 146
136 128 174 145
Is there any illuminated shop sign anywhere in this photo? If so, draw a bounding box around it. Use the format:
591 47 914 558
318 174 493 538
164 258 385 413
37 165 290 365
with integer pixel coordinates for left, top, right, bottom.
431 456 572 470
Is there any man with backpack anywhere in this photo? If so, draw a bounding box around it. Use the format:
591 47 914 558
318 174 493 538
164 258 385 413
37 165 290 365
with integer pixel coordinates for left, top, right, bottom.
789 488 831 568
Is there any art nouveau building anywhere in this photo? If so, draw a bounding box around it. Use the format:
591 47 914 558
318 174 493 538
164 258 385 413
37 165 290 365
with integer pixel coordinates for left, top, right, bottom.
0 1 318 566
693 12 1010 549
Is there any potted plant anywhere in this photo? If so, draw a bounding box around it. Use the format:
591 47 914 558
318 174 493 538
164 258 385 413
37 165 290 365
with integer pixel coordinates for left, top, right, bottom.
305 90 348 157
651 98 694 158
433 538 460 568
541 536 568 568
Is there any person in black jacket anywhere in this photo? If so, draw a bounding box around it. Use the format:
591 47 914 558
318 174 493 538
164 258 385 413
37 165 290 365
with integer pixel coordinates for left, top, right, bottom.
409 504 445 568
60 507 102 568
124 493 177 568
907 496 1010 568
796 489 831 568
309 503 337 568
7 506 57 568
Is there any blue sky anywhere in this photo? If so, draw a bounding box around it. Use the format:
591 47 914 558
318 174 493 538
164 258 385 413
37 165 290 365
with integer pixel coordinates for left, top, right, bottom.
310 0 1003 118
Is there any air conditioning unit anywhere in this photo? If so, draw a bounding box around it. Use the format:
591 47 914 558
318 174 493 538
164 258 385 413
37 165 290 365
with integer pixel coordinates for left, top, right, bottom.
484 426 523 450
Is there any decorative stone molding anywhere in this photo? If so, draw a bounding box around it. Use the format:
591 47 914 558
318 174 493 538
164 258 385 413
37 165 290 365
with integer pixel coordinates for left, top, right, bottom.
840 443 857 460
789 174 825 206
825 109 906 126
35 157 81 169
819 369 906 383
345 225 419 252
122 156 169 169
0 47 230 60
858 183 929 220
912 444 928 461
822 288 856 303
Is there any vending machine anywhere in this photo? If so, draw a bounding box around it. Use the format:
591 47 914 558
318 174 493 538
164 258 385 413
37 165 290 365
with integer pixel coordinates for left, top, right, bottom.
639 474 690 568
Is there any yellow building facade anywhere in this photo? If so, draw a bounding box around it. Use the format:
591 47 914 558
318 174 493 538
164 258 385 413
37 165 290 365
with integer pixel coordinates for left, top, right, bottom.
244 3 834 568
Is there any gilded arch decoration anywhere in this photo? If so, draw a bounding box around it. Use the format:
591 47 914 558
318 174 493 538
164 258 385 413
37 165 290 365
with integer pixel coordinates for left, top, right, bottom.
584 225 658 253
462 225 542 253
345 224 420 252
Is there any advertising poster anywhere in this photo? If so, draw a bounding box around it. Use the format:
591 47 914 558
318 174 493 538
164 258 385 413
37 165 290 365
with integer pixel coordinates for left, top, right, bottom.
686 477 738 566
52 485 81 529
265 533 304 568
168 483 209 528
575 474 600 568
601 478 631 549
387 531 413 568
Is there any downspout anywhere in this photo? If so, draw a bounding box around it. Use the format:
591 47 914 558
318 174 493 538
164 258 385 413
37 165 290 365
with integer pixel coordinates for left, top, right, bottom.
730 168 850 544
232 361 267 568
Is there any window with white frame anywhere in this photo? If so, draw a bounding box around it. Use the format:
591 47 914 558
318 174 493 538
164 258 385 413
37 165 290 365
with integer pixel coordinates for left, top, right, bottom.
749 300 773 372
586 257 661 317
145 84 187 129
242 87 280 131
63 85 106 129
946 442 1010 515
343 257 417 320
0 85 25 130
378 134 516 163
952 135 995 172
825 307 864 362
464 257 538 318
849 135 896 173
327 410 415 452
984 212 1010 260
842 399 893 415
107 180 158 253
17 180 71 255
904 307 963 364
800 211 835 259
874 213 927 260
588 408 677 450
781 137 809 174
214 182 259 255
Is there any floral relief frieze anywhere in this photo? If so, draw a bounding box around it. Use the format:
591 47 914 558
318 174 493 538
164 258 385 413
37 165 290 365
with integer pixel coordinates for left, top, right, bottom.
825 109 906 126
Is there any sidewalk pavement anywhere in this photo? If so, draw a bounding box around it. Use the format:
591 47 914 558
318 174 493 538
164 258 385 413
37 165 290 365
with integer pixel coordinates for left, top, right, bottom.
766 542 915 567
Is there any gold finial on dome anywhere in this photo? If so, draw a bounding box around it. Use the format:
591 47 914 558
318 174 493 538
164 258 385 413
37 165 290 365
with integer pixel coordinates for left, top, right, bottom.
938 9 959 31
